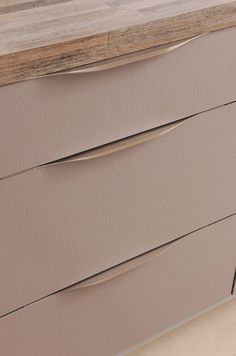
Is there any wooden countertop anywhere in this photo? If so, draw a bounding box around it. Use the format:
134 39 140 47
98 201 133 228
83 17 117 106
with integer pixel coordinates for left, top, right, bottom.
0 0 236 86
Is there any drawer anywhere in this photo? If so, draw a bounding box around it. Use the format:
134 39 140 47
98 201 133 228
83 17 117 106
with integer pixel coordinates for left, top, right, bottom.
1 215 236 356
0 26 236 178
1 103 236 317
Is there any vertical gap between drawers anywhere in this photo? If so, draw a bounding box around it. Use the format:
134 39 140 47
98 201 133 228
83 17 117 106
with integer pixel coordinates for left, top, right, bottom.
231 267 236 295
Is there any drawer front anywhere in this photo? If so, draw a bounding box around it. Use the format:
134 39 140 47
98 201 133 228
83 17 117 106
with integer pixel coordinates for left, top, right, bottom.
1 216 236 356
0 27 236 178
0 103 236 317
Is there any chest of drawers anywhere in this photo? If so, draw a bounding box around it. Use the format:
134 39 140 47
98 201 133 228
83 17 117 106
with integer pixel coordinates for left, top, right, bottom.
0 1 236 355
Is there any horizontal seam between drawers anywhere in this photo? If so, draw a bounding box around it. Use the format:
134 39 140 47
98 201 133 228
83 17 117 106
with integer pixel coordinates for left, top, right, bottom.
1 99 236 181
1 211 236 320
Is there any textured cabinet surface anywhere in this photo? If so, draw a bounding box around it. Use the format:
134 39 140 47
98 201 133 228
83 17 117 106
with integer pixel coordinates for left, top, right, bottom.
1 103 236 317
0 27 236 179
1 215 236 356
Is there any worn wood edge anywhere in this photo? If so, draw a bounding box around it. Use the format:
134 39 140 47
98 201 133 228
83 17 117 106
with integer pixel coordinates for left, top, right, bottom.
0 3 236 86
33 35 204 78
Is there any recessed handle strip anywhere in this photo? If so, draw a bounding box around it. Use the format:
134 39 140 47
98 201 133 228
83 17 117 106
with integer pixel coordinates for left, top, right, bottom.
38 34 206 79
65 240 177 292
43 118 189 167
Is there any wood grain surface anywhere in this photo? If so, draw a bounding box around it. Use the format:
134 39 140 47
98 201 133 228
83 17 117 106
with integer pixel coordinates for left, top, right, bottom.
0 0 236 86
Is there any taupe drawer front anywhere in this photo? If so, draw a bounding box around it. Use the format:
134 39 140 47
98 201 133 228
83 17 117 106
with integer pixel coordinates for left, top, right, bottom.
1 215 236 356
1 103 236 317
0 27 236 178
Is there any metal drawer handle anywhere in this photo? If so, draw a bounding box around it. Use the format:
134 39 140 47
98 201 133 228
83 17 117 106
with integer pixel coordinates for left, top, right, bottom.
43 118 188 167
65 239 177 292
43 34 205 78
